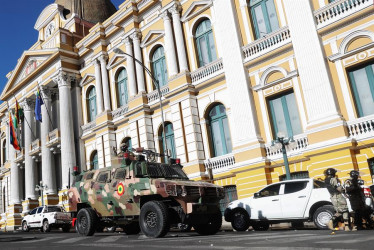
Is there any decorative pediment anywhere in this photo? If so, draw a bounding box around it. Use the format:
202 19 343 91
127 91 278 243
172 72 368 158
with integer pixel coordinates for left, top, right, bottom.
80 74 95 87
181 0 213 22
140 30 165 48
107 53 127 70
34 4 64 31
253 66 298 92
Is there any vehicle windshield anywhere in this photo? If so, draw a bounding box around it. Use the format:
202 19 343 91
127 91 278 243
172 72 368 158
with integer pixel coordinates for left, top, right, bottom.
136 162 189 180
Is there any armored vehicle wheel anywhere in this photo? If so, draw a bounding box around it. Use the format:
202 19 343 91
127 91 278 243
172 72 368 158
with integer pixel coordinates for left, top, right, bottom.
42 220 51 232
251 221 269 231
231 209 250 231
22 221 29 232
123 222 141 235
313 205 334 230
194 210 222 235
62 225 70 232
76 208 98 236
140 201 170 238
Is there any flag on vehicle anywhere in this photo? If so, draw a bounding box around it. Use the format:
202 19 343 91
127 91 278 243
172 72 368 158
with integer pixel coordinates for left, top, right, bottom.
35 88 43 122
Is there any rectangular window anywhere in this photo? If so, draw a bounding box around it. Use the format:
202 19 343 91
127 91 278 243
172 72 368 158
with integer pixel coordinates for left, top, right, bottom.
268 91 302 138
348 62 374 117
251 0 279 39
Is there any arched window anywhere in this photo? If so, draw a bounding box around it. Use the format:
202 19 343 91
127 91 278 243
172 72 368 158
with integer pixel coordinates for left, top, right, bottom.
151 46 168 87
250 0 279 39
208 104 232 157
160 123 176 160
195 19 217 67
2 140 6 164
87 87 97 122
117 68 129 107
90 151 99 170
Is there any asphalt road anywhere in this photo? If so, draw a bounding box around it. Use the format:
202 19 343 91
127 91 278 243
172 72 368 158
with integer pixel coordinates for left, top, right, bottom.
0 228 372 250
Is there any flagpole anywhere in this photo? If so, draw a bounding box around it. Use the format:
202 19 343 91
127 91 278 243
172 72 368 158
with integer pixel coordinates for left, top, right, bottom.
36 85 54 129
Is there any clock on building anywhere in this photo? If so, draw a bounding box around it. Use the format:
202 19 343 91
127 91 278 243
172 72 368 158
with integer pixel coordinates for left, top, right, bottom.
45 22 55 39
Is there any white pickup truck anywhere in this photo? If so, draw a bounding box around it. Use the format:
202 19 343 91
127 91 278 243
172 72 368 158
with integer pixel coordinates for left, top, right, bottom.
22 205 71 232
224 179 337 231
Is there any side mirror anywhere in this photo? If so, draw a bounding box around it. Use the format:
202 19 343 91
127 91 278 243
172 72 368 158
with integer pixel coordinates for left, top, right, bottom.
254 192 260 198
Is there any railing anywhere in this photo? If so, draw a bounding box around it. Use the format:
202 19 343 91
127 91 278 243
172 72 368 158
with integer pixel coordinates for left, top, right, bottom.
81 121 96 134
204 153 235 174
243 26 291 60
112 105 129 120
147 85 170 103
265 134 309 157
191 58 223 83
314 0 372 28
347 115 374 139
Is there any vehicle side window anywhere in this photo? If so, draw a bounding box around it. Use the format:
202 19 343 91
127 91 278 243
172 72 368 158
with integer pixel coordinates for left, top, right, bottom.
259 184 281 197
314 180 326 189
47 206 62 212
30 208 37 215
284 181 308 194
97 172 109 183
115 169 126 180
37 207 44 213
85 172 95 180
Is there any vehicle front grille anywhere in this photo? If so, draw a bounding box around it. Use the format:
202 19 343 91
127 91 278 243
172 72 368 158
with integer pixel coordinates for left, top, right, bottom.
205 187 218 197
186 186 200 196
185 186 218 197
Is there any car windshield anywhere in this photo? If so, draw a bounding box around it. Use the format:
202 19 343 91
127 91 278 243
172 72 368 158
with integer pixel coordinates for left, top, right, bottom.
136 162 189 180
46 206 63 212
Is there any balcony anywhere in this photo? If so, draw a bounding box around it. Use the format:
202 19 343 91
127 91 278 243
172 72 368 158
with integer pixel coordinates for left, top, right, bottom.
347 115 374 140
46 128 61 153
190 58 224 85
314 0 372 29
112 105 129 120
29 139 41 157
81 121 96 135
15 148 25 164
242 26 291 62
265 134 309 158
147 85 170 104
204 153 235 175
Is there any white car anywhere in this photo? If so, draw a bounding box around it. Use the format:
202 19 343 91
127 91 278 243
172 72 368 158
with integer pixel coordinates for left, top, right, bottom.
22 205 71 232
224 179 340 231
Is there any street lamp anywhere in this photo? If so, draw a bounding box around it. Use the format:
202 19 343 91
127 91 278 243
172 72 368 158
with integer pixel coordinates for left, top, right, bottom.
271 131 297 180
35 180 48 206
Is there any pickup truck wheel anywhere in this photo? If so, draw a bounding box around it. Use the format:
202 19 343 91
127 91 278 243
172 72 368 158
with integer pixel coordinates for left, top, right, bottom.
22 221 29 232
313 205 334 230
62 225 70 233
76 208 98 236
123 222 141 235
231 209 250 231
140 201 170 238
252 221 269 231
194 210 222 235
42 220 51 233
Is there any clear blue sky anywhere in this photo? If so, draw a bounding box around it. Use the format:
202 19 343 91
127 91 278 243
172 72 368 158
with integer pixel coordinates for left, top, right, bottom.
0 0 124 98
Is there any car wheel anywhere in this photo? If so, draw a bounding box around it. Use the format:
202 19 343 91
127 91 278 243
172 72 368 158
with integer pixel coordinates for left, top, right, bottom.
231 209 250 232
22 221 29 232
76 208 98 236
42 220 51 233
194 209 222 235
139 201 170 238
62 225 70 233
313 205 334 230
122 222 141 235
252 221 269 231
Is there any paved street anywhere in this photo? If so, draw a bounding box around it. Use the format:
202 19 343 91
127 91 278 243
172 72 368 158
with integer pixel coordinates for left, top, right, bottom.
1 228 373 250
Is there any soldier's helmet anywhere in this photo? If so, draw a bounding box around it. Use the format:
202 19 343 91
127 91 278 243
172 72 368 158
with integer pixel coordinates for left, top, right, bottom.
349 170 360 179
325 168 337 177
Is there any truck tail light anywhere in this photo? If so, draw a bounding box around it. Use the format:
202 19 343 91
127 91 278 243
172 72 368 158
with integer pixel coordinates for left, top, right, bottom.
363 187 372 198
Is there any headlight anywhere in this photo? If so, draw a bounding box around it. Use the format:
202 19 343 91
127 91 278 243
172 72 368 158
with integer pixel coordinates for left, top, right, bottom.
176 186 187 197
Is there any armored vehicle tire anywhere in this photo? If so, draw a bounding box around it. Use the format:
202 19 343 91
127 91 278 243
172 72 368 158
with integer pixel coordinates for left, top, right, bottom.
22 221 29 232
62 225 70 232
76 208 98 236
251 221 269 231
43 220 51 233
139 201 170 238
313 205 334 230
123 222 141 235
231 209 250 231
194 211 222 235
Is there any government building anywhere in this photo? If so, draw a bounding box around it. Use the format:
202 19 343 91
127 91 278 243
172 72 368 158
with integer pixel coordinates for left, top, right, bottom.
0 0 373 231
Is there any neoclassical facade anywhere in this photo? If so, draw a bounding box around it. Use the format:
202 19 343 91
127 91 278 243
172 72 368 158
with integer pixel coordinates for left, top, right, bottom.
1 0 374 231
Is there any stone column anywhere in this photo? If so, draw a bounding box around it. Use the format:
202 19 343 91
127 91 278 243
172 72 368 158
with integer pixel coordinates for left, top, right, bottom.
54 72 76 189
161 11 178 76
9 124 21 205
282 0 341 125
170 4 189 72
94 59 104 114
22 99 38 200
131 32 146 93
99 55 111 111
40 87 57 195
124 37 137 96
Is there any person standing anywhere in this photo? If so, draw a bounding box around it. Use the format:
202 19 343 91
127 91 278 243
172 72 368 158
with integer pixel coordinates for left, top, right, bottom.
324 168 350 231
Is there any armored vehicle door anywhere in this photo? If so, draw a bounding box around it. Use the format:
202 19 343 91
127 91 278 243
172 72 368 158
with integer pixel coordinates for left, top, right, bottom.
90 170 113 216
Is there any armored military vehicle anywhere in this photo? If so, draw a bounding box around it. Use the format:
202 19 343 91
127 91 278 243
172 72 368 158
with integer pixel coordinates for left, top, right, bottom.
68 146 224 238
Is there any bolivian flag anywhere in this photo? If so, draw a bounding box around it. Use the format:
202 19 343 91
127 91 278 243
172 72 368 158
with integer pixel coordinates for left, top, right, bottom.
9 112 20 150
